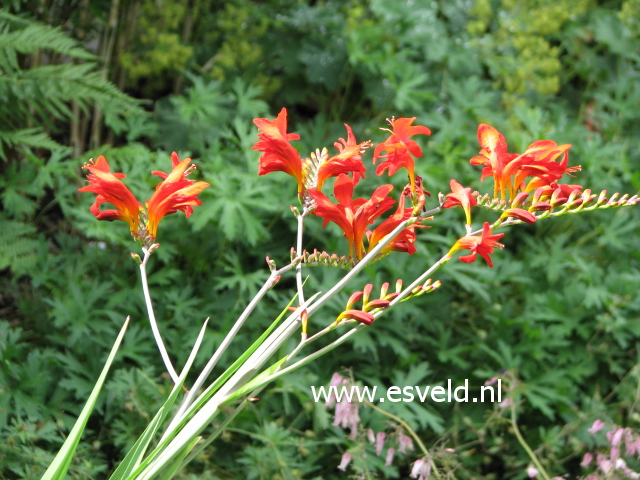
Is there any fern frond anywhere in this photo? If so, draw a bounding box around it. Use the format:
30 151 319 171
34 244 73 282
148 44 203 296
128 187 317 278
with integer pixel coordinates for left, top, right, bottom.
0 10 94 63
0 128 65 161
0 219 40 275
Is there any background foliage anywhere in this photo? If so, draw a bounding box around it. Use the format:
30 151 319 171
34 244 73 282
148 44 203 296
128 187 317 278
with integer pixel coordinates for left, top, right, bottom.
1 0 639 478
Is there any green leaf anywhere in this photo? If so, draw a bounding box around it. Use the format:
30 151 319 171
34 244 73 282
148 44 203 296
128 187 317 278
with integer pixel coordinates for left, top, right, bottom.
41 318 130 480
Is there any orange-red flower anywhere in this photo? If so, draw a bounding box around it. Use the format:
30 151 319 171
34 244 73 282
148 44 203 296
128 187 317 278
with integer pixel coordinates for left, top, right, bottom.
308 174 395 260
147 152 210 239
252 108 304 194
448 222 505 267
80 152 209 243
366 197 426 256
373 117 431 192
470 125 581 201
443 179 477 225
517 140 579 193
469 124 518 200
252 111 369 197
315 124 369 191
79 156 142 236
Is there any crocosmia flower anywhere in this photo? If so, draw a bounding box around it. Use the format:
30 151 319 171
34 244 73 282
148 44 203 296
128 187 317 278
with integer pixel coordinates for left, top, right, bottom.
366 198 426 256
252 110 369 198
373 117 431 192
448 222 505 267
79 156 142 236
147 152 210 239
471 124 581 202
252 107 304 195
308 174 395 260
80 152 209 245
443 179 477 226
315 124 369 191
469 124 518 200
517 140 580 193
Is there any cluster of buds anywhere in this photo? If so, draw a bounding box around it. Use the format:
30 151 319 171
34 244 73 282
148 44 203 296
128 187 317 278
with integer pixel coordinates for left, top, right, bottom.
336 279 441 327
290 248 356 270
474 186 639 230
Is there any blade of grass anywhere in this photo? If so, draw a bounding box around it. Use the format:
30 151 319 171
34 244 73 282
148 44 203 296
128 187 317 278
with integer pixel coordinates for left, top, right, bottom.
156 436 201 480
122 298 299 479
110 319 208 479
42 317 130 480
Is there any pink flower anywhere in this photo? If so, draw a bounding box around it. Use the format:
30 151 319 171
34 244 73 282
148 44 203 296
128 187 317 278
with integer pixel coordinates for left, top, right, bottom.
398 433 414 454
581 452 593 468
376 431 386 456
333 400 360 440
588 419 605 435
325 373 348 407
485 376 499 386
410 458 432 480
607 427 624 447
337 452 352 472
385 447 395 466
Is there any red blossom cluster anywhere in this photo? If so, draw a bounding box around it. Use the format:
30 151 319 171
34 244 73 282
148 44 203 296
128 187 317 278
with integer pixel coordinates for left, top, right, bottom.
442 123 584 267
79 152 209 244
470 123 581 203
252 108 431 261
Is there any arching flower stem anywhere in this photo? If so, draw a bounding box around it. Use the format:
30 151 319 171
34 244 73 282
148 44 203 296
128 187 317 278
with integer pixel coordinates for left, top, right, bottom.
140 248 180 384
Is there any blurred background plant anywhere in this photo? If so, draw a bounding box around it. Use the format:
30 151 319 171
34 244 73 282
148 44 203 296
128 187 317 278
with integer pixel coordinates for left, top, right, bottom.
1 0 639 478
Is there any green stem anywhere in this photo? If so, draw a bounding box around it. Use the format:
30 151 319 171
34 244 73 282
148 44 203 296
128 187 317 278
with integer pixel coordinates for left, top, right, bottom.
364 400 441 480
510 401 551 480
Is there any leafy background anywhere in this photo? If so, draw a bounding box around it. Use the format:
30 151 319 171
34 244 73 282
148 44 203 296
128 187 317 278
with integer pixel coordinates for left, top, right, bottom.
1 0 639 478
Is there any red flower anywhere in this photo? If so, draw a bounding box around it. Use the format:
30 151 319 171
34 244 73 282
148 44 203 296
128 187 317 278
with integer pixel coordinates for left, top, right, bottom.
373 117 431 192
315 124 369 191
79 156 142 236
252 108 304 194
366 198 426 256
517 140 579 192
469 124 518 200
308 174 395 260
80 153 209 243
443 179 477 225
471 125 581 201
147 152 210 239
448 222 505 267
